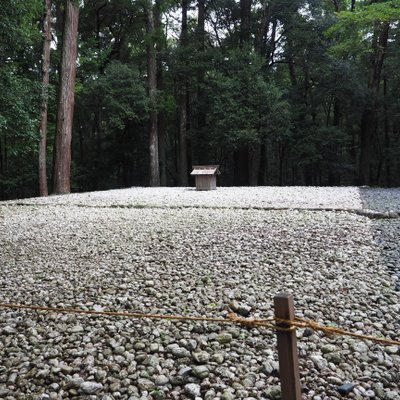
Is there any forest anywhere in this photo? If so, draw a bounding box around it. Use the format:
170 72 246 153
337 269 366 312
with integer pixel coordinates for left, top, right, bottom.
0 0 399 200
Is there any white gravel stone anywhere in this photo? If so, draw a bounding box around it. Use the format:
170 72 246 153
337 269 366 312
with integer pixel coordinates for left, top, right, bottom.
80 381 103 394
185 383 201 398
310 354 329 371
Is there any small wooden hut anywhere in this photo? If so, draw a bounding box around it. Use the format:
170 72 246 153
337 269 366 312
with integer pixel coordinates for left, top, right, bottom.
191 165 221 191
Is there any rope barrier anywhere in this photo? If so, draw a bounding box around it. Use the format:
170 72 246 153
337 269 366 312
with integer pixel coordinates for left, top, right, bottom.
0 302 399 346
0 302 290 332
292 317 400 346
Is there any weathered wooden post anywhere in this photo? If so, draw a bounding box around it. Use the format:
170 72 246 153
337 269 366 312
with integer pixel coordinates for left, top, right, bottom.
274 293 302 400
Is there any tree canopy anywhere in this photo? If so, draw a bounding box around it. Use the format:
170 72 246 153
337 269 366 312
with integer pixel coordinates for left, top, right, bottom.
0 0 399 199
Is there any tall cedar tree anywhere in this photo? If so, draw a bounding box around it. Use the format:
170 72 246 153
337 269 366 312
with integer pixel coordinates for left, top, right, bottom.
146 0 160 186
195 0 206 163
358 22 390 185
155 0 167 186
178 0 189 186
53 0 79 194
233 0 252 186
38 0 52 196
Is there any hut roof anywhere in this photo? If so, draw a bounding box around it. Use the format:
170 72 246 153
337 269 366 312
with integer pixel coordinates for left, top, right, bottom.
191 165 221 176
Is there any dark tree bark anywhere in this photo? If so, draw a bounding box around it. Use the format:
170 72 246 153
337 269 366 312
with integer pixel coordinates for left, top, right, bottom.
146 1 160 187
285 33 298 87
278 142 285 186
256 0 269 54
285 39 313 185
155 0 166 186
258 142 267 185
39 0 52 197
0 139 3 176
358 22 389 185
195 0 207 164
0 137 5 175
254 4 274 185
249 144 261 185
332 0 344 12
234 0 252 185
240 0 251 44
178 0 189 186
0 137 6 200
333 97 340 127
197 0 205 49
328 97 341 185
234 147 249 186
178 94 188 186
53 0 79 194
383 77 391 186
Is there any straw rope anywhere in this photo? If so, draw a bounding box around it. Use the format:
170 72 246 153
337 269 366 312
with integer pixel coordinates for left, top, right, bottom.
0 302 288 331
0 302 399 346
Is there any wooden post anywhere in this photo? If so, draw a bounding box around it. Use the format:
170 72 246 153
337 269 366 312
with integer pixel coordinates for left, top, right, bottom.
274 293 302 400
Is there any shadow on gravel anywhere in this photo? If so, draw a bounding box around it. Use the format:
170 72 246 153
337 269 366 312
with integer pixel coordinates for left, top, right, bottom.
358 187 400 212
358 188 400 291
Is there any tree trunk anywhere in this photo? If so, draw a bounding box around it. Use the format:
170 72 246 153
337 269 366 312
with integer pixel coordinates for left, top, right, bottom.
39 0 52 196
3 137 7 174
256 0 270 55
278 142 285 186
240 0 252 44
0 138 3 200
0 138 3 175
53 0 79 194
146 1 160 186
234 146 248 185
266 19 277 65
197 0 205 50
158 118 167 186
358 22 389 185
195 0 207 164
258 142 267 185
178 94 188 186
233 0 252 185
328 97 340 185
383 77 391 186
0 136 6 176
249 143 261 186
178 0 188 186
155 0 166 186
332 0 344 12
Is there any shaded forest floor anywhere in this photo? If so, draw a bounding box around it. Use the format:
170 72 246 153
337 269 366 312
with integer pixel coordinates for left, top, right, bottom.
0 187 399 399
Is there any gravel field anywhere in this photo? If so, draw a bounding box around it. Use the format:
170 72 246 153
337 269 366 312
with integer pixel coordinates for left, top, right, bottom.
359 189 400 212
2 187 366 209
4 187 400 212
0 187 399 400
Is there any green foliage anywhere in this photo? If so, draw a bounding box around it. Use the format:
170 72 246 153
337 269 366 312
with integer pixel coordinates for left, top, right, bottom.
342 1 400 24
0 67 41 197
266 84 293 142
0 0 43 198
206 48 290 148
1 0 400 197
327 0 400 57
0 68 41 140
84 61 149 132
0 0 42 59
